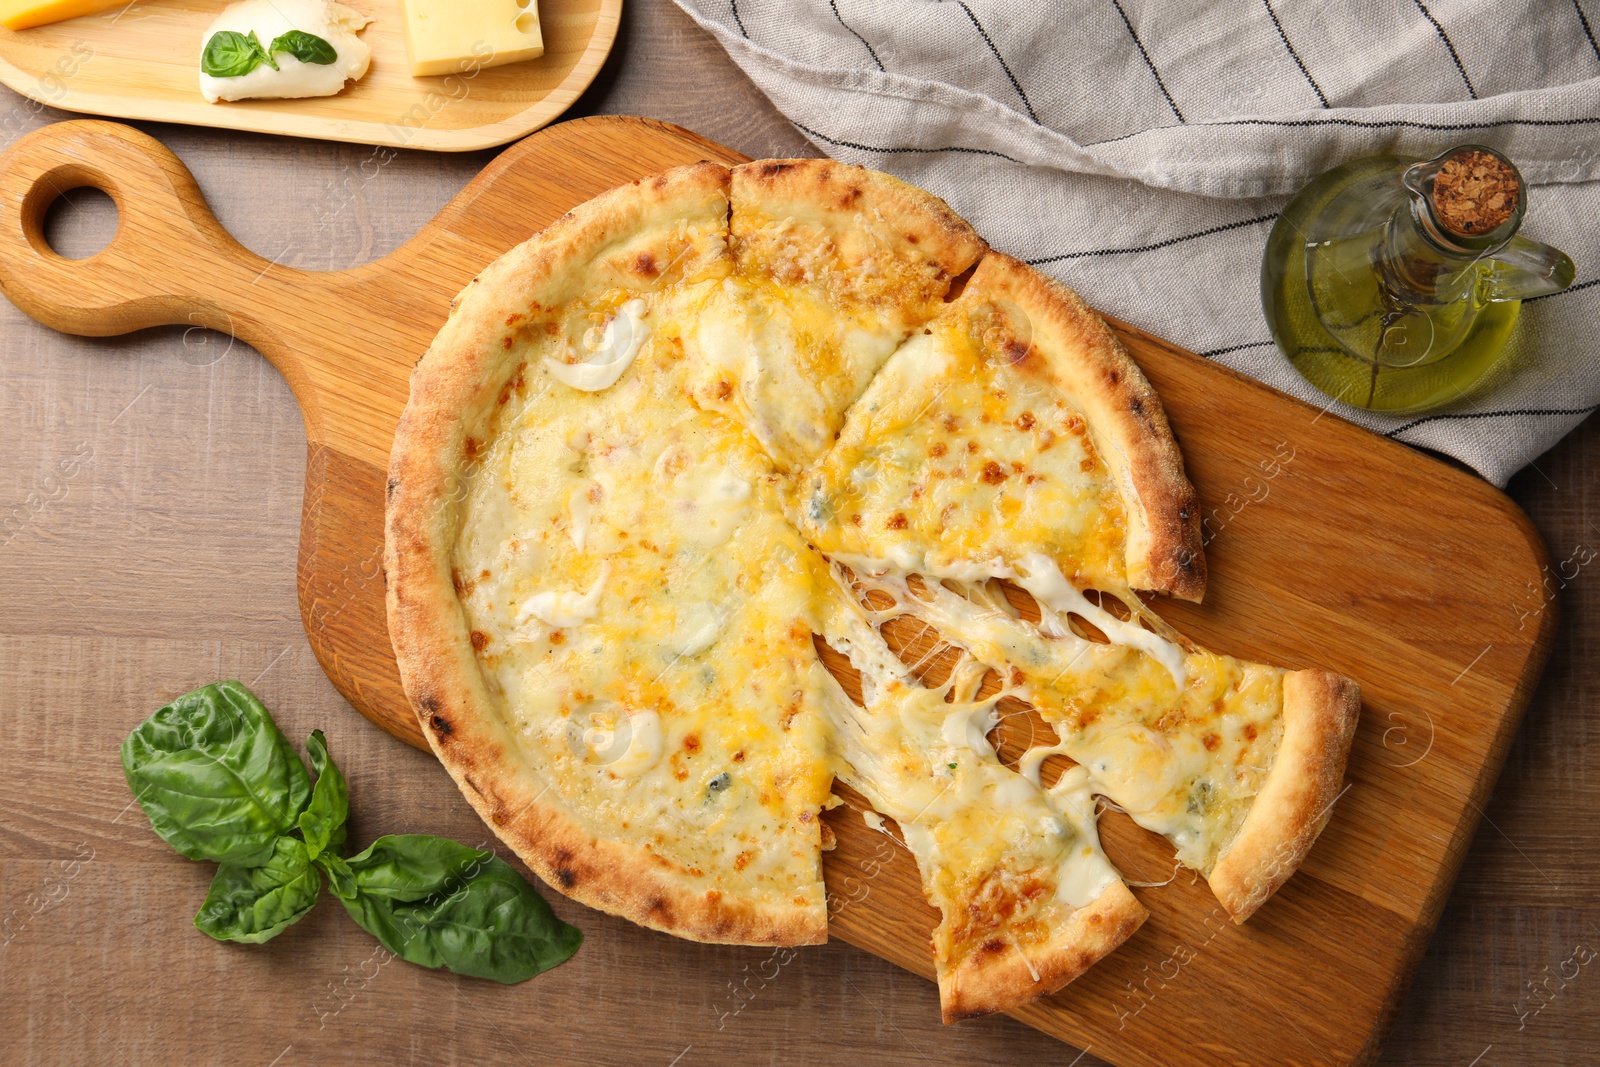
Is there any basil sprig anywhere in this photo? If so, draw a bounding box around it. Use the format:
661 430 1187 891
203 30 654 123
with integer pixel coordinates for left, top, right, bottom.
122 682 581 983
201 28 338 79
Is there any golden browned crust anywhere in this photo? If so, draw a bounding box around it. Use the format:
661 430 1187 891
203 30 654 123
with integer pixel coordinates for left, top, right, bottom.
939 880 1148 1024
1208 669 1362 923
385 161 827 947
955 252 1207 601
731 157 987 286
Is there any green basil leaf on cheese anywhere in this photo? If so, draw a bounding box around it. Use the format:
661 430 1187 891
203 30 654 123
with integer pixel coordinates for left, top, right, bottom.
297 730 348 861
201 29 278 78
121 681 311 867
268 29 338 66
340 835 582 983
194 836 322 944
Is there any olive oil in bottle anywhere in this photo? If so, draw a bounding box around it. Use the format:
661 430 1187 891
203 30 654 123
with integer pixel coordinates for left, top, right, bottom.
1261 146 1574 414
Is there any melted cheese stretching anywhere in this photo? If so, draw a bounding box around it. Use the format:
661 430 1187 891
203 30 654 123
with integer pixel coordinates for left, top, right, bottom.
849 570 1283 874
815 578 1123 970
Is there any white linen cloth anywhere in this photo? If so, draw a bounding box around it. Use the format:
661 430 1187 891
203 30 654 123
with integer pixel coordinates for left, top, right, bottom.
673 0 1600 485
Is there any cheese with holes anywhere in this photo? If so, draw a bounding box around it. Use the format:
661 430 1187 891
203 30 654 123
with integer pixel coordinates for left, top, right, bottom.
399 0 544 77
0 0 123 30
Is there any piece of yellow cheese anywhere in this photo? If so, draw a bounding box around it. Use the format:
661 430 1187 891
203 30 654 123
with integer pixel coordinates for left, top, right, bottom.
0 0 127 31
399 0 544 78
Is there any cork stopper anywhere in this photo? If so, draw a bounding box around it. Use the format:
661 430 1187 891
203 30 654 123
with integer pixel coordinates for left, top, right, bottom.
1430 149 1520 237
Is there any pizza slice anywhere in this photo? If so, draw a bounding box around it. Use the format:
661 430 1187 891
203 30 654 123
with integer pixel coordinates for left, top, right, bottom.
796 251 1203 601
387 164 838 945
846 567 1357 923
808 252 1360 922
814 574 1146 1022
682 159 986 470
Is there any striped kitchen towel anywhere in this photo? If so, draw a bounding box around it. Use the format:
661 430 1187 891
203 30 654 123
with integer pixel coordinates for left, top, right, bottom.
673 0 1600 486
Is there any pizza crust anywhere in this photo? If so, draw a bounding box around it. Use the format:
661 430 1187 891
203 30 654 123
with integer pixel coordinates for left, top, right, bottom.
386 162 828 946
939 880 1148 1024
1206 668 1362 923
953 253 1206 601
731 157 987 285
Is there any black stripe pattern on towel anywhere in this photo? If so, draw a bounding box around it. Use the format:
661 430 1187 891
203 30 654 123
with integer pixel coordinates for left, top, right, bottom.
681 0 1600 486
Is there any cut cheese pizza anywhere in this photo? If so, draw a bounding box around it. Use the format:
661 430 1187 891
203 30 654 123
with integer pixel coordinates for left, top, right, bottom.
384 158 1362 1024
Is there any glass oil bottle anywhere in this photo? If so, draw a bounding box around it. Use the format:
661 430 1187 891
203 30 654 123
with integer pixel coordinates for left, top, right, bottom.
1262 145 1574 414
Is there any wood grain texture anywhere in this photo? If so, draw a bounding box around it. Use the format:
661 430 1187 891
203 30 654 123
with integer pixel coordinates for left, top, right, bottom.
0 0 621 151
1 4 1595 1064
0 111 1562 1067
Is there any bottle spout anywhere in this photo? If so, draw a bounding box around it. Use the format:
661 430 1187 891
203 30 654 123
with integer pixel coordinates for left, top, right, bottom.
1485 235 1577 302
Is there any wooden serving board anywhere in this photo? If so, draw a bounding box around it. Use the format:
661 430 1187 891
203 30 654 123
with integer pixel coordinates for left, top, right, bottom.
0 116 1556 1067
0 0 620 151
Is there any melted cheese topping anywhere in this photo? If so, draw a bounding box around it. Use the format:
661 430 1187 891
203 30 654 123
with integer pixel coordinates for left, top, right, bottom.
797 311 1127 592
544 299 650 391
815 587 1121 955
456 312 835 910
445 189 1305 980
847 569 1282 874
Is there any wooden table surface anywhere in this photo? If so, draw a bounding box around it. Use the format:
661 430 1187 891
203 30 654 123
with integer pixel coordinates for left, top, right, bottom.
1 3 1595 1065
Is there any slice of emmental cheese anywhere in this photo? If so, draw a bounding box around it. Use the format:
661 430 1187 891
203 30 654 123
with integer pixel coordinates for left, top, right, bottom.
399 0 545 77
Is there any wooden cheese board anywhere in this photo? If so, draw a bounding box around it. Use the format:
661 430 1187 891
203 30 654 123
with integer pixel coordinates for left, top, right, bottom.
0 0 620 151
0 115 1556 1067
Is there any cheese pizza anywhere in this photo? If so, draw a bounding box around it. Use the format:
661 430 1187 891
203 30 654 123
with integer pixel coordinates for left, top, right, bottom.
384 159 1361 1023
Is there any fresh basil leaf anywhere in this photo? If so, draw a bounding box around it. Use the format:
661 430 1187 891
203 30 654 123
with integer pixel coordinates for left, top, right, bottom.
201 29 277 78
269 30 338 65
340 835 581 983
342 834 485 901
317 852 357 902
194 836 322 944
121 681 312 867
297 730 348 861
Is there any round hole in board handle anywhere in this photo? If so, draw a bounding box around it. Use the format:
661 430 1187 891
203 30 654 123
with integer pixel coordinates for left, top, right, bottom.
38 187 120 261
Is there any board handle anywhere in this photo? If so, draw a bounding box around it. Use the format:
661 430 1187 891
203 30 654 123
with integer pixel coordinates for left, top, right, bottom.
0 119 282 340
